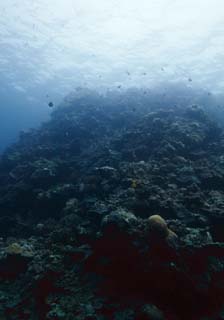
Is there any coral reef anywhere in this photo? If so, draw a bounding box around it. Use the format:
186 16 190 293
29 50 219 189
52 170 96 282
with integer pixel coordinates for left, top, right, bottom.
0 90 224 318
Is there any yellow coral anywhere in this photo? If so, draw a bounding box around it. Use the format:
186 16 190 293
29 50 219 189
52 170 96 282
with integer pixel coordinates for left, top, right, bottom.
147 215 177 241
148 215 169 238
131 179 137 188
6 243 23 255
166 229 178 243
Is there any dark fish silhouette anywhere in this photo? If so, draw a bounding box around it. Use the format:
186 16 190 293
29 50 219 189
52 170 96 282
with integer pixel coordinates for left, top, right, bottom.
48 102 54 107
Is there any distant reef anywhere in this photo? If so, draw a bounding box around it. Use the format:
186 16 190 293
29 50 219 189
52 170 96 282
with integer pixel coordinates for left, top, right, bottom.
1 89 224 319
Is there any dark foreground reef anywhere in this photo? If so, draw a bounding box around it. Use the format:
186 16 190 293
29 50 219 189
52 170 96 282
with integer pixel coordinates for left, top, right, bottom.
1 89 224 319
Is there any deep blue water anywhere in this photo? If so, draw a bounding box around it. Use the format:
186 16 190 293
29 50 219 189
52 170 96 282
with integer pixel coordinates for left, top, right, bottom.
0 87 51 153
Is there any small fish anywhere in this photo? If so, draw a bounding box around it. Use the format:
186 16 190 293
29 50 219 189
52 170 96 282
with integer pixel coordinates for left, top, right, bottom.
126 71 131 76
48 102 54 107
142 72 147 76
188 78 192 82
117 85 122 89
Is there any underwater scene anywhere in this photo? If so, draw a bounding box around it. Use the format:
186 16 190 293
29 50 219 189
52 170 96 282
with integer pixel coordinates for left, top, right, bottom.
1 1 224 319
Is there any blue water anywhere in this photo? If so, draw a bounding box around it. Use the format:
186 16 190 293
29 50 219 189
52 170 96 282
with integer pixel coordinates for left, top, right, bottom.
0 86 51 153
1 0 224 152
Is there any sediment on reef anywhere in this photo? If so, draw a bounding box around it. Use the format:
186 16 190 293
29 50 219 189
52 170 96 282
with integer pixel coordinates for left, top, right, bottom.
0 90 224 319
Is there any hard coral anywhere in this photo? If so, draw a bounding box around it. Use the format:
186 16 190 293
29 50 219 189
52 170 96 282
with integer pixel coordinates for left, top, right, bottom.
147 215 169 239
6 242 23 255
6 242 34 257
147 215 177 242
